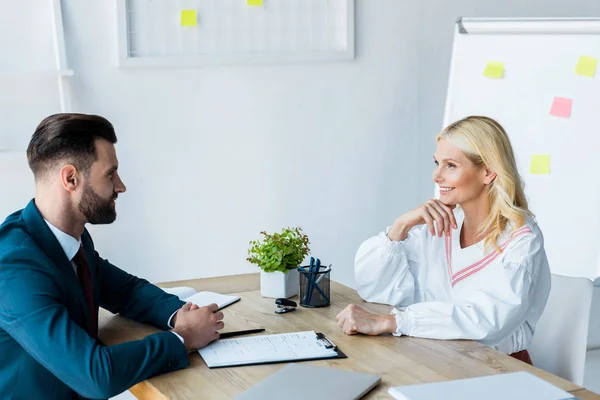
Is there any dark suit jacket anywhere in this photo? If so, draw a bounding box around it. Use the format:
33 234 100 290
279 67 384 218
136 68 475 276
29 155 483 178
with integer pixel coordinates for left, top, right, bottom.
0 200 188 399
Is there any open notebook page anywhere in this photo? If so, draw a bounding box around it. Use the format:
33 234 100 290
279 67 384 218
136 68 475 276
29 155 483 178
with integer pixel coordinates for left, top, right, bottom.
161 286 197 299
162 286 240 310
184 291 240 310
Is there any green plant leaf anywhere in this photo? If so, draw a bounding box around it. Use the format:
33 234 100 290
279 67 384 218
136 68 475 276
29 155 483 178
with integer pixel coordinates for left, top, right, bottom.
246 226 310 273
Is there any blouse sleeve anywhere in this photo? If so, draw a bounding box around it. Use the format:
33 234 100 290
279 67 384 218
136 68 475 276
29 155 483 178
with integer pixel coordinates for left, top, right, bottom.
354 225 427 307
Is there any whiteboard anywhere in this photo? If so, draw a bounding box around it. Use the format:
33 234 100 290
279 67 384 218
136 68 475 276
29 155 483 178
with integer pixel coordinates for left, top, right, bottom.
443 18 600 280
116 0 354 67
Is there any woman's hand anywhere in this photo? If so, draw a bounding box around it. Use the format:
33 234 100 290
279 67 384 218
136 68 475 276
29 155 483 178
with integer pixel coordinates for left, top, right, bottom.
336 304 397 336
387 199 457 241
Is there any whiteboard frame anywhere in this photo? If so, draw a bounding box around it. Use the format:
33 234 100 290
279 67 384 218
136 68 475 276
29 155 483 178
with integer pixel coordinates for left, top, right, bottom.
115 0 355 68
458 17 600 35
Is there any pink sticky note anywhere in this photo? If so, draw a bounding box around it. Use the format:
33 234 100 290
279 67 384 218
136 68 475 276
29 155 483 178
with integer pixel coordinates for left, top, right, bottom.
550 97 572 118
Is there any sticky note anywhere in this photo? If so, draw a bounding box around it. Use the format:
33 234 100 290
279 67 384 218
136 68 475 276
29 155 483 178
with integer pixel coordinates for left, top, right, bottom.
483 61 504 78
550 97 572 118
575 55 598 77
530 155 551 175
247 0 263 5
181 10 197 27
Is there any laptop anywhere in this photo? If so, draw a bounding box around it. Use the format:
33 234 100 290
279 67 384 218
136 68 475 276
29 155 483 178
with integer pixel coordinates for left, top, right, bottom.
388 372 578 400
234 363 381 400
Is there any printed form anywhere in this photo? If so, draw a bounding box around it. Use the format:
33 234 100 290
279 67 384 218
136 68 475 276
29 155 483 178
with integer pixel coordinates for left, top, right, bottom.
198 330 338 367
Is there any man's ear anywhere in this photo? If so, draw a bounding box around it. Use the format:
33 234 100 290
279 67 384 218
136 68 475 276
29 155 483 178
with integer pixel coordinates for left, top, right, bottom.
60 165 79 192
483 167 497 185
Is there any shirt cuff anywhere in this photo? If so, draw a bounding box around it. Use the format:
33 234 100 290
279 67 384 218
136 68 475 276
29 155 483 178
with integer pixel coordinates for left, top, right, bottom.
383 227 407 246
170 331 184 344
167 310 178 329
390 307 409 337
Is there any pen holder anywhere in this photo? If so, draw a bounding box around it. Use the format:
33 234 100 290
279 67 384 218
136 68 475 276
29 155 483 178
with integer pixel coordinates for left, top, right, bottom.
299 266 331 308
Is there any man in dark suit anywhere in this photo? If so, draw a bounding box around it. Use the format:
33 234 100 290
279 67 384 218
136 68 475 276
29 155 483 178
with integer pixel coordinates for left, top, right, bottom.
0 114 225 399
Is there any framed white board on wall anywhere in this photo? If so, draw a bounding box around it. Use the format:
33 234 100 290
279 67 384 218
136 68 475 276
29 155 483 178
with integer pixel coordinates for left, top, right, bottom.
116 0 355 68
441 17 600 280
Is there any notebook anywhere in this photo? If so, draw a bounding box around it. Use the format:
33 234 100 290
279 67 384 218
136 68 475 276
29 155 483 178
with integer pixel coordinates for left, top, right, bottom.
198 330 346 368
161 286 197 299
234 363 381 400
162 286 241 310
388 372 578 400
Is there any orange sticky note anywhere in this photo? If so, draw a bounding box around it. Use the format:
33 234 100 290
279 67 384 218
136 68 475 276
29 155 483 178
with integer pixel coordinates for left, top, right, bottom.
483 61 504 78
181 10 197 27
247 0 263 5
575 55 597 77
530 155 551 175
550 97 572 118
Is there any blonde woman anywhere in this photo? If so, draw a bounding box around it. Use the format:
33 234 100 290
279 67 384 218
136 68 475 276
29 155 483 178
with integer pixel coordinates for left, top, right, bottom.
336 116 550 364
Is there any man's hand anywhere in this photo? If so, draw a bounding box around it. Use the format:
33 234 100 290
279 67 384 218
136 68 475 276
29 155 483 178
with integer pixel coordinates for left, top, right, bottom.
170 303 199 326
336 304 396 336
172 303 224 351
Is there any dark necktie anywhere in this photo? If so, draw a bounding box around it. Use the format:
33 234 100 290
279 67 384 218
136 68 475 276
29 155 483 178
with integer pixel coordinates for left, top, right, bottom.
73 246 98 338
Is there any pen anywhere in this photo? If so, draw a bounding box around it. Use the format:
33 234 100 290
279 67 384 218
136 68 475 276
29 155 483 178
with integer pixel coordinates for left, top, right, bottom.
315 265 332 285
219 329 265 339
305 257 316 304
307 258 322 304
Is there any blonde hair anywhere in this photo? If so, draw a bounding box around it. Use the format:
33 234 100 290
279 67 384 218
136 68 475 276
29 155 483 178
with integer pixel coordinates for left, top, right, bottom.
436 116 532 252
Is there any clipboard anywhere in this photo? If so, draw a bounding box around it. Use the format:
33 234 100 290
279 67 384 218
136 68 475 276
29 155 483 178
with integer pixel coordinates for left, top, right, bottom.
198 331 347 369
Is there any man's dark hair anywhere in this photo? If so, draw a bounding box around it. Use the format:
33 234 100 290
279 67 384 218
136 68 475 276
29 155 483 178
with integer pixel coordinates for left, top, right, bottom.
27 113 117 179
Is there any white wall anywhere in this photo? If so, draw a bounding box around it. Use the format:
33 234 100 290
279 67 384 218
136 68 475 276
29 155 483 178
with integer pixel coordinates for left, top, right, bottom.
0 1 61 150
2 0 598 287
0 0 420 287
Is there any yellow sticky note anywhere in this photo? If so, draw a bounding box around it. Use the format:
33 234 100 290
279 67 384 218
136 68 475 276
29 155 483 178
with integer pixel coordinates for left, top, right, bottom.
247 0 263 6
483 61 504 79
530 155 551 175
575 55 598 77
181 10 197 27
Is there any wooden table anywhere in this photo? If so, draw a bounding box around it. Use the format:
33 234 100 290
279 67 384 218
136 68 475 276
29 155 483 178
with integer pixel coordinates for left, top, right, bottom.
99 274 600 399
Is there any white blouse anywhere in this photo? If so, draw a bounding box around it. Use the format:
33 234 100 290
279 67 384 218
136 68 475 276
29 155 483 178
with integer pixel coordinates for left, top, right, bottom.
354 207 551 354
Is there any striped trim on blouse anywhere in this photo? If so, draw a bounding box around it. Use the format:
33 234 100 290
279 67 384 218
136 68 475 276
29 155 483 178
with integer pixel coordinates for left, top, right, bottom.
444 225 531 287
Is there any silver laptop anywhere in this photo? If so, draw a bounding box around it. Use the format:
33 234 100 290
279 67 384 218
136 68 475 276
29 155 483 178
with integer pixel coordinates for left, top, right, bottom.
234 363 381 400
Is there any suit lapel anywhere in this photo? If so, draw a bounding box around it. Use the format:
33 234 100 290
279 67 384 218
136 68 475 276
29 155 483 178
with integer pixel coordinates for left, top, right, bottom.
21 199 93 334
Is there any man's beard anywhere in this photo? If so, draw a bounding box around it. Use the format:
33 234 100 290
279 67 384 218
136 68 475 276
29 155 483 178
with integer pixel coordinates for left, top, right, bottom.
78 182 117 225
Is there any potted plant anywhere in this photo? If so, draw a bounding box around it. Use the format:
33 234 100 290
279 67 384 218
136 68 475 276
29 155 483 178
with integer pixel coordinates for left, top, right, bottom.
247 227 310 298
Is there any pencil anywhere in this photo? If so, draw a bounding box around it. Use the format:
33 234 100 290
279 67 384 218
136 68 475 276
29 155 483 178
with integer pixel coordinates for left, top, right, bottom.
219 329 265 339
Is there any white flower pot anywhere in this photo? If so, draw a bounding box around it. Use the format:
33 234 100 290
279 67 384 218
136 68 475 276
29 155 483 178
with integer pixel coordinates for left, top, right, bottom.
260 269 299 299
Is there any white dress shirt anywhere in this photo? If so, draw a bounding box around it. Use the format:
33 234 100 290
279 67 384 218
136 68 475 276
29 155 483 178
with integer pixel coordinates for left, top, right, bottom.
44 220 81 275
